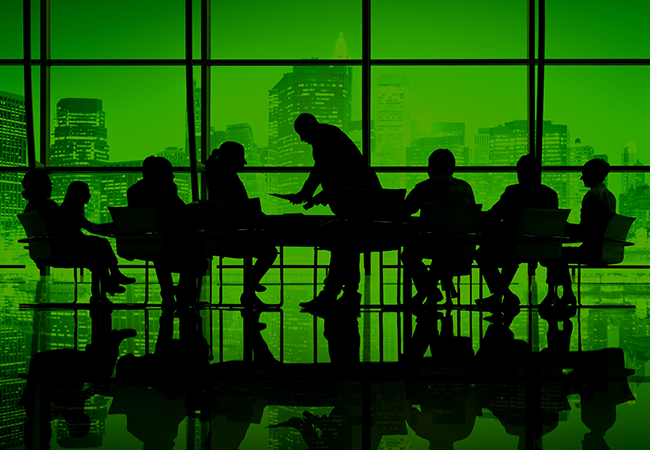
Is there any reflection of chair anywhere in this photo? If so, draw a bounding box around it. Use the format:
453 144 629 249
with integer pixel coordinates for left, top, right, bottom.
570 214 635 306
418 203 482 305
18 211 93 302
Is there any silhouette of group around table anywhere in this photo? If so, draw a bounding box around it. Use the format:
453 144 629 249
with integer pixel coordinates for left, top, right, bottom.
17 112 638 449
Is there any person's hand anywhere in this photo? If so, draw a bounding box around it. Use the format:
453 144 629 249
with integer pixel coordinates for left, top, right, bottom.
304 192 328 210
286 193 307 205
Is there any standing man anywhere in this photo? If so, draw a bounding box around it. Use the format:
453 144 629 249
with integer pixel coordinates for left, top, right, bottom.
286 113 381 312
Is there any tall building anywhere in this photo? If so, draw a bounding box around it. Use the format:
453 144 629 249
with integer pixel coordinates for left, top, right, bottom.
483 120 568 208
268 36 353 211
50 98 109 223
375 73 411 188
621 142 645 195
474 127 490 166
0 91 27 258
0 327 26 448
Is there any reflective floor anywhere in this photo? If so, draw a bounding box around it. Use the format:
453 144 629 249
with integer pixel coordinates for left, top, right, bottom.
2 251 650 449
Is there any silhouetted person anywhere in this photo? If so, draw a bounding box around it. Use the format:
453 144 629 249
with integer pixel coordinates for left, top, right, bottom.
402 149 476 311
285 113 381 213
60 180 135 283
205 142 279 304
127 156 205 308
475 155 558 310
543 159 615 316
21 170 133 299
285 113 381 312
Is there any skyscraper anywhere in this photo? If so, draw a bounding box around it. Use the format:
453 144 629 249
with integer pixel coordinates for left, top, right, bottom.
375 73 411 188
268 36 353 211
474 127 490 166
621 142 645 195
50 98 109 223
0 91 27 257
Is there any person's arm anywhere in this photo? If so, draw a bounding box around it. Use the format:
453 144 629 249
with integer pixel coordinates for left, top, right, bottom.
286 166 321 204
404 186 422 216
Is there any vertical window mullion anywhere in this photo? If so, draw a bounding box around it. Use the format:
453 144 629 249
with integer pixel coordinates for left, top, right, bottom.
185 0 199 202
362 0 371 166
536 0 546 162
23 0 36 169
527 0 536 157
41 0 51 166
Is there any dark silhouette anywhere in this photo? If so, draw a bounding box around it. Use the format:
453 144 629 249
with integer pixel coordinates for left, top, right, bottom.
21 170 134 300
127 156 206 309
474 155 559 310
20 308 135 450
542 159 615 317
402 149 476 311
322 308 361 363
205 142 279 303
285 113 381 312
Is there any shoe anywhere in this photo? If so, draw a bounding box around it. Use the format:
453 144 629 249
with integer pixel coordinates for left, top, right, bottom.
240 293 267 309
113 273 136 286
475 294 502 311
299 290 337 310
254 284 267 293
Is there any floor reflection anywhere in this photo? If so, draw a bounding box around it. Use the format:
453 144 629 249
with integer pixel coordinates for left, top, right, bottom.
2 264 650 449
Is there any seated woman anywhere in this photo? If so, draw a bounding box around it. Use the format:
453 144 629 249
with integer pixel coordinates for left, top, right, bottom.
205 142 278 306
21 170 134 298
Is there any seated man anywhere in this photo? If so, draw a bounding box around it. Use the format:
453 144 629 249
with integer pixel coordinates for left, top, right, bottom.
543 158 615 314
475 154 559 309
127 156 205 308
402 149 476 310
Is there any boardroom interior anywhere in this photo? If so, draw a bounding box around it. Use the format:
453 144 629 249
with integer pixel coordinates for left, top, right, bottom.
2 0 650 449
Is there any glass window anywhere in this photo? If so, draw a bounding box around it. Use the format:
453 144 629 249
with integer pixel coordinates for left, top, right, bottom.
372 0 527 59
50 67 187 166
371 67 528 172
0 1 23 59
211 0 361 59
0 67 27 167
547 0 650 59
544 66 650 166
51 0 185 59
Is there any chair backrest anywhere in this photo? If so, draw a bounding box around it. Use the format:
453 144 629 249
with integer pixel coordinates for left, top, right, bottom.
517 208 571 237
421 203 482 235
603 214 635 241
109 206 164 234
337 187 406 221
599 214 635 265
18 211 49 237
199 198 262 230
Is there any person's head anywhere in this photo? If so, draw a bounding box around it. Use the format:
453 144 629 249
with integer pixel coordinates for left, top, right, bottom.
428 149 455 177
142 156 174 183
516 154 542 186
294 113 319 145
64 181 91 205
207 142 247 172
21 169 53 201
581 158 610 188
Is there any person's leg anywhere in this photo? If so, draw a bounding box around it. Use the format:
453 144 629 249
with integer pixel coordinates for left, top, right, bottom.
474 246 504 302
251 245 278 292
154 262 176 307
300 250 346 308
402 249 440 306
